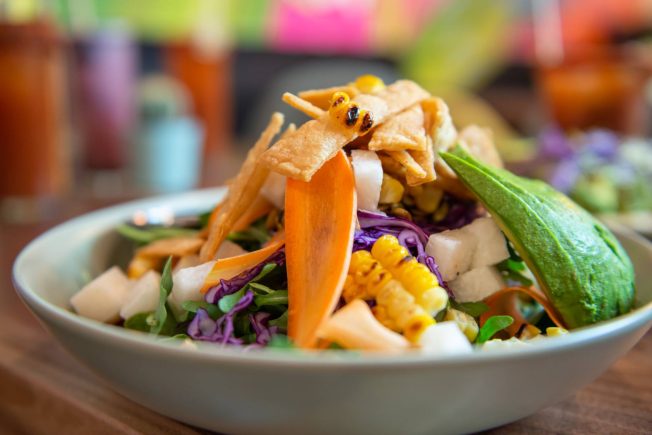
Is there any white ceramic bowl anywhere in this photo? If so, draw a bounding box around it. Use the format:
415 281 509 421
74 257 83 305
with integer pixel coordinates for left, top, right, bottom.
13 189 652 435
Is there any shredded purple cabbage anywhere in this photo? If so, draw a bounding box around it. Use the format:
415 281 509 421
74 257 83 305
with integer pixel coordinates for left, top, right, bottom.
355 210 450 291
249 312 279 345
205 249 285 304
188 290 255 344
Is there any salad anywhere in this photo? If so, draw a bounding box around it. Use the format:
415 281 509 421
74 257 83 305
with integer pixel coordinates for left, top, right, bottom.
70 75 635 354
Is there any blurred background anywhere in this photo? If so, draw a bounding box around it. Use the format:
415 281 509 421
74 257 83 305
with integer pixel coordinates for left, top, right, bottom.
1 0 651 232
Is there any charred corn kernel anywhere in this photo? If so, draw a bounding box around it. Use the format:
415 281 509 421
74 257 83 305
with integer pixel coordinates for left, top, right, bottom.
371 305 398 331
376 280 434 342
329 91 350 115
328 91 374 134
354 74 385 94
379 174 405 204
346 249 434 342
444 308 479 342
343 250 392 302
371 235 448 315
519 324 542 340
415 186 444 214
433 202 449 222
546 327 568 337
389 205 412 221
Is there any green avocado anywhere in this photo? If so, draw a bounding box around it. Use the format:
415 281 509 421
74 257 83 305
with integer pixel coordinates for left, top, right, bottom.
440 146 635 329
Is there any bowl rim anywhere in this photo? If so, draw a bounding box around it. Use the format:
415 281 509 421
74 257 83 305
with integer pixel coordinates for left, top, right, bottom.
12 188 652 370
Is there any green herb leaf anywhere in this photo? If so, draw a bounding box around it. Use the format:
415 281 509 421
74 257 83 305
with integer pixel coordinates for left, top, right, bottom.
218 288 245 313
269 311 288 329
181 300 223 320
254 290 288 307
267 335 294 349
159 333 191 343
249 282 275 295
124 312 155 332
450 300 489 317
251 263 277 282
477 315 514 343
151 257 174 335
117 224 198 245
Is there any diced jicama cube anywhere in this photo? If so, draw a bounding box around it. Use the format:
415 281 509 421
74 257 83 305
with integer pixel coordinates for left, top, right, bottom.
426 229 477 281
448 266 504 302
215 240 247 259
418 322 473 355
120 270 161 320
463 216 510 268
70 266 130 323
351 149 382 211
260 171 286 210
168 261 216 314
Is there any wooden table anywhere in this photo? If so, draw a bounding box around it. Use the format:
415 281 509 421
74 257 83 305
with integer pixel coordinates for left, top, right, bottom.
1 199 651 434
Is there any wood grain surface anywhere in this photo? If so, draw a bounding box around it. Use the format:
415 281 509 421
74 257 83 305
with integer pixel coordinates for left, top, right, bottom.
1 200 650 435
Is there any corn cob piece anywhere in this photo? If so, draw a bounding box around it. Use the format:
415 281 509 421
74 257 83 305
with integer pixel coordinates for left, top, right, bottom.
371 235 448 315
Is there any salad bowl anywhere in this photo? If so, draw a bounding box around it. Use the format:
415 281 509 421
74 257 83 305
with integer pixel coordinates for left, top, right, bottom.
13 188 652 435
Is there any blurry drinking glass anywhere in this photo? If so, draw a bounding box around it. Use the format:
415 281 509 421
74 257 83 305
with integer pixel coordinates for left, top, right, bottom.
0 14 70 222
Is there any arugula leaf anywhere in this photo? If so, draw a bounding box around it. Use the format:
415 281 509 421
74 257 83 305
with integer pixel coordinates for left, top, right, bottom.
181 300 223 320
117 224 198 245
267 335 294 349
249 282 275 295
269 311 288 329
451 300 490 317
159 333 191 343
254 290 288 307
124 312 155 332
476 315 514 343
218 288 245 313
151 257 175 335
251 263 277 282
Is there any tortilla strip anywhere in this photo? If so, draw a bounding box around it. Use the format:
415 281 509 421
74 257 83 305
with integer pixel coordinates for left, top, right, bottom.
127 236 205 279
261 80 430 181
377 152 406 178
200 113 284 261
368 104 427 152
386 150 427 179
298 85 359 110
458 124 503 168
421 97 459 180
405 136 436 185
282 92 325 119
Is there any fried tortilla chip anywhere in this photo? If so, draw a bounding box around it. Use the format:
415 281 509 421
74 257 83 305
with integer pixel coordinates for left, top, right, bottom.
405 136 436 186
200 113 284 261
298 85 359 110
282 92 325 119
458 124 503 168
128 236 205 279
368 104 427 152
386 150 427 179
378 152 406 178
261 80 430 181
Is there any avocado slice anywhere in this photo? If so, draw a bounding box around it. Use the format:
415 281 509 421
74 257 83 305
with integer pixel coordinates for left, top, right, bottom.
441 146 635 328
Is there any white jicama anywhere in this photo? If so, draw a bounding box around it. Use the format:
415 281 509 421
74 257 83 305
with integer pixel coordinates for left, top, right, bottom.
448 266 504 302
418 322 473 355
350 149 383 211
120 270 161 320
260 170 287 210
167 261 216 315
463 216 510 268
426 230 477 281
70 266 130 323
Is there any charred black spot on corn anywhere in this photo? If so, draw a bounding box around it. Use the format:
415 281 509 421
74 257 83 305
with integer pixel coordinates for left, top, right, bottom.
345 105 360 126
360 112 374 133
